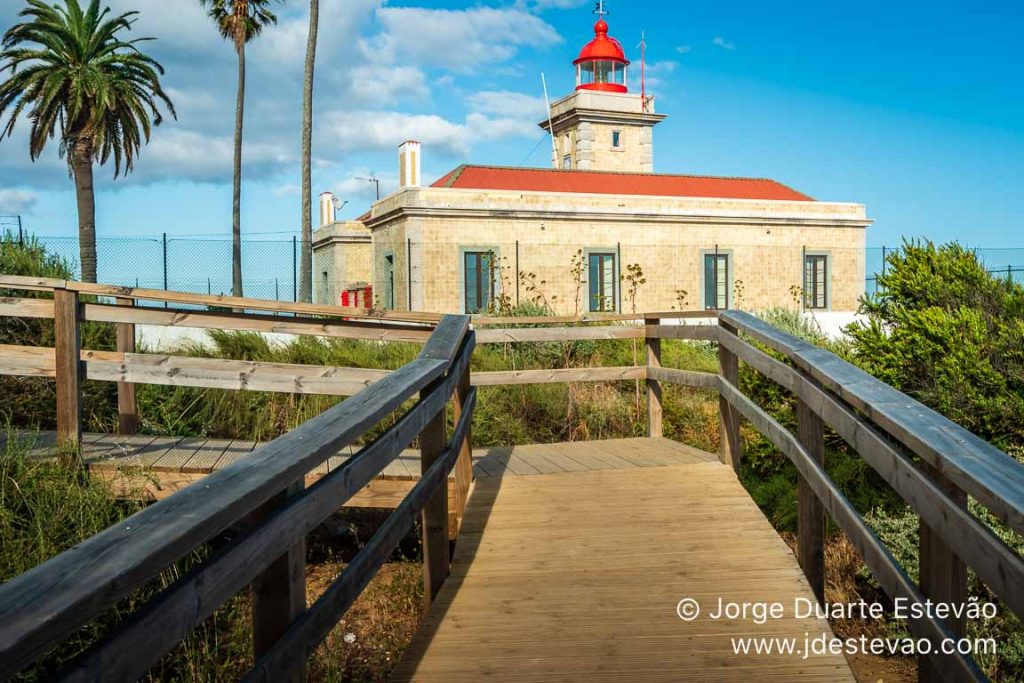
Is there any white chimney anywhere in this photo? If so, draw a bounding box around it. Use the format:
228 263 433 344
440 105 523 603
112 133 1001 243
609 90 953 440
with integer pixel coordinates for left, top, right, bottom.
398 140 421 188
319 192 336 227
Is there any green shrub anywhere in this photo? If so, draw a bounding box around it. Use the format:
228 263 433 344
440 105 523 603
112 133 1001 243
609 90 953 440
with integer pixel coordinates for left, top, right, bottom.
865 503 1024 680
0 233 118 432
846 240 1024 452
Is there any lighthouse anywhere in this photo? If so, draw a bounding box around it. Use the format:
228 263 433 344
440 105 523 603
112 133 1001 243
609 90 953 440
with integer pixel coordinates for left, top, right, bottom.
540 4 666 173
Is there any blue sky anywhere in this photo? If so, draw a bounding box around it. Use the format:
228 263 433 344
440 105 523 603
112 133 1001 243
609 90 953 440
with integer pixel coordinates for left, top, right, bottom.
0 0 1022 247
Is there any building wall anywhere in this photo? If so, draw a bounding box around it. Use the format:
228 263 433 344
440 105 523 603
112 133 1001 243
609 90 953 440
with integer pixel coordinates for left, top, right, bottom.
311 222 373 305
363 188 869 316
544 90 663 174
569 123 651 173
393 218 863 314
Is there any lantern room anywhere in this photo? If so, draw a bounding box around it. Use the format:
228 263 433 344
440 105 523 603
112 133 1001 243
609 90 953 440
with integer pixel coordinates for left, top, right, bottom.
574 19 629 93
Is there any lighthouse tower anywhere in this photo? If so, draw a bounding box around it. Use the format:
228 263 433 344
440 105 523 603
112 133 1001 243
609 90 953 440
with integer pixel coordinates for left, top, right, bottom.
540 5 666 173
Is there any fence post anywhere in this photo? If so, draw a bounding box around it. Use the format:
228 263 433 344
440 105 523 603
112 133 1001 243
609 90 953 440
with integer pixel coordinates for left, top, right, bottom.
451 362 474 535
718 319 741 471
162 232 168 308
406 238 413 312
115 297 139 435
420 378 449 608
918 464 967 682
54 287 82 457
796 398 825 603
251 479 307 683
645 317 662 438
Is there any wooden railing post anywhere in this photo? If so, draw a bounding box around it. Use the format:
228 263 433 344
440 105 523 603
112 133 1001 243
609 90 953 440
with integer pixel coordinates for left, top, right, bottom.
796 398 826 604
115 297 138 435
421 379 450 607
251 479 307 683
918 464 967 683
718 319 741 471
451 363 473 535
54 287 82 456
645 317 663 438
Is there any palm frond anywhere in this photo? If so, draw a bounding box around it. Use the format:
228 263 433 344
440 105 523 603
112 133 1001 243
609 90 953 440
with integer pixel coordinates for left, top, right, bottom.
0 0 175 176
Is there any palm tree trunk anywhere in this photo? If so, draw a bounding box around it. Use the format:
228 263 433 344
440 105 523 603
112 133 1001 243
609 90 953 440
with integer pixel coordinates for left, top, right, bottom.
299 0 319 303
71 135 98 283
232 41 246 298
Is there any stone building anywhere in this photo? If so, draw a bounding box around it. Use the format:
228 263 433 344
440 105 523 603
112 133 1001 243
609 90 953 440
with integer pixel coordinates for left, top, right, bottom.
314 11 870 316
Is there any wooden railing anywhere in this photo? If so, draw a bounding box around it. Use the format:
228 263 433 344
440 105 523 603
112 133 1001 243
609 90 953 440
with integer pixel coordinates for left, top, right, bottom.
2 277 1022 681
716 311 1024 683
0 300 476 681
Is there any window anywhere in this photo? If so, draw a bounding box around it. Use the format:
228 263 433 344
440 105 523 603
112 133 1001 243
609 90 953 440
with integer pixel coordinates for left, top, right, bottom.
579 60 627 87
464 251 496 314
588 252 617 312
383 254 395 309
704 253 730 310
562 154 572 169
804 254 829 310
612 131 622 148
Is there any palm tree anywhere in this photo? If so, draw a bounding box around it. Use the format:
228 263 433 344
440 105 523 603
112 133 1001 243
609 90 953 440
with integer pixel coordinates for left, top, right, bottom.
0 0 175 283
299 0 319 303
201 0 280 298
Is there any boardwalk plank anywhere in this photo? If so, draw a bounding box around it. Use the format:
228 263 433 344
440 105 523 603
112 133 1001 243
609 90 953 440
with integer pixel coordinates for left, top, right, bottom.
392 462 855 682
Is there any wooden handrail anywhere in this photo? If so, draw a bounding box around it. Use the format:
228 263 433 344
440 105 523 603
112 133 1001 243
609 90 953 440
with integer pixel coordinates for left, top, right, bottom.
716 311 1024 682
717 326 1024 617
0 315 474 681
720 310 1024 535
718 378 987 683
246 387 478 682
0 275 441 324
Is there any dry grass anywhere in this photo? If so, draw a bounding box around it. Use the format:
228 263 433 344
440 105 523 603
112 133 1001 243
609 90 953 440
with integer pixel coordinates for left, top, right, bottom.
308 561 423 683
782 533 916 683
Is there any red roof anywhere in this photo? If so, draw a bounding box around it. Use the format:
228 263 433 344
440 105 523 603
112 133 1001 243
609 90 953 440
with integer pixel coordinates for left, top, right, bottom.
431 165 815 202
575 19 629 65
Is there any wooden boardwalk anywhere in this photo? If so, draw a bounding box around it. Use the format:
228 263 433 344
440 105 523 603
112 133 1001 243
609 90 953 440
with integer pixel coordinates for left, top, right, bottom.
392 458 854 681
11 431 714 503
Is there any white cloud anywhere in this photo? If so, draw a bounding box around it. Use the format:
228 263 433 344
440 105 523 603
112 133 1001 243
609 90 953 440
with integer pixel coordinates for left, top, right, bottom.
331 168 399 205
713 36 736 51
320 111 470 157
273 184 300 198
365 7 560 72
0 0 564 192
0 189 39 214
642 61 679 94
675 45 693 55
346 65 429 106
142 129 294 183
521 0 589 9
466 91 548 119
319 101 546 159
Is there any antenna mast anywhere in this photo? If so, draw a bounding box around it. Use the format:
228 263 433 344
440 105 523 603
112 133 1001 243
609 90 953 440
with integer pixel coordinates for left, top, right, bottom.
541 73 557 167
638 32 647 111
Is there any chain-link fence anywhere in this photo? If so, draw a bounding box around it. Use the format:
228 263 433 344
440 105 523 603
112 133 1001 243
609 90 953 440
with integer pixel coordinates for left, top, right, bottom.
865 246 1024 296
2 219 1022 311
25 233 301 302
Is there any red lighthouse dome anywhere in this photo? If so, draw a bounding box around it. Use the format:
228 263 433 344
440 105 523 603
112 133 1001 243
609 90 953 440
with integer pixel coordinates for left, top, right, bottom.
574 18 630 93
